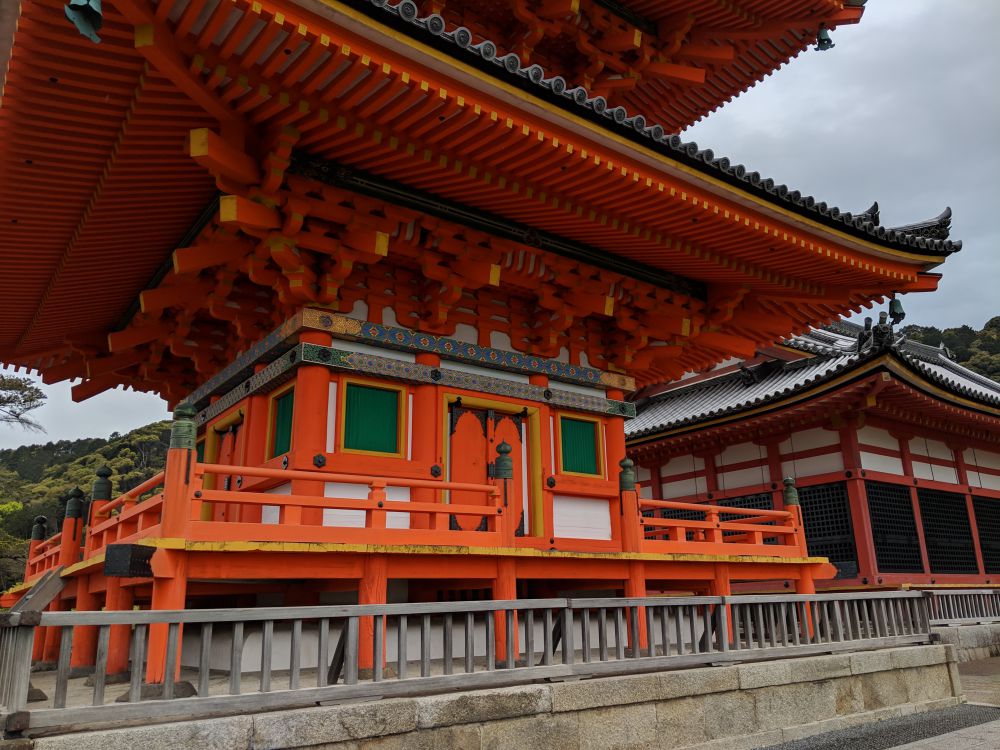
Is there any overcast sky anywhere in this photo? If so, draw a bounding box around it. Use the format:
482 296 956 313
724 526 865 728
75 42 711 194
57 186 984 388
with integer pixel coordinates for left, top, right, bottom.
1 0 997 451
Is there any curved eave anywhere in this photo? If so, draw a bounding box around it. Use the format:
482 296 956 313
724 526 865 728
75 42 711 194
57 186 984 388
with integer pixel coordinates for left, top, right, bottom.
627 353 1000 447
302 0 958 266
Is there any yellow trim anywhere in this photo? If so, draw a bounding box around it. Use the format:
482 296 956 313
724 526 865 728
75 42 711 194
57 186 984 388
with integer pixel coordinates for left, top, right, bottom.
266 381 296 459
313 0 944 267
443 393 544 537
556 413 606 478
131 536 826 564
339 377 407 458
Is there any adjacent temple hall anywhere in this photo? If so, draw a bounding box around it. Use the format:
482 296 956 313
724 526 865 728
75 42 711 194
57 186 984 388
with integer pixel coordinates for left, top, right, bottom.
628 297 1000 591
0 0 976 680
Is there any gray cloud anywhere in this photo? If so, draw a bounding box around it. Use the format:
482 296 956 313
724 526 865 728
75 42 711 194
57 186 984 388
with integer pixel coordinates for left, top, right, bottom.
2 1 996 450
685 0 1000 330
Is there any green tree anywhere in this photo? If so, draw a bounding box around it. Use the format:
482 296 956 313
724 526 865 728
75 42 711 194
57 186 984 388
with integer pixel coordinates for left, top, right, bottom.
0 376 45 431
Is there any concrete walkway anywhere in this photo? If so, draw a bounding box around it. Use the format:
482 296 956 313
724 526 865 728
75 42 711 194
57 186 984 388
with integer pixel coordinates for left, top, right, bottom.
889 718 1000 749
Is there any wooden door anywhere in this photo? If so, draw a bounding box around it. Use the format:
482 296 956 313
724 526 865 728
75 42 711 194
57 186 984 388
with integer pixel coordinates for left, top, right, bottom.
213 424 240 521
448 404 526 533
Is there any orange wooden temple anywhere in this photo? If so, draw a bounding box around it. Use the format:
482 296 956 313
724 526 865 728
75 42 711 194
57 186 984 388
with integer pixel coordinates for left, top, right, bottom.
0 0 963 678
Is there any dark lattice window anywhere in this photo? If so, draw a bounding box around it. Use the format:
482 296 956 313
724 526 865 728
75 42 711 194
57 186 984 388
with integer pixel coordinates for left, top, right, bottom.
865 481 923 573
917 488 978 574
799 482 858 578
973 496 1000 574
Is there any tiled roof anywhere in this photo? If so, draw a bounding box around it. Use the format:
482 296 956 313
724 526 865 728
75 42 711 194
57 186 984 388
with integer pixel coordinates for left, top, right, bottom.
627 324 1000 438
358 0 962 258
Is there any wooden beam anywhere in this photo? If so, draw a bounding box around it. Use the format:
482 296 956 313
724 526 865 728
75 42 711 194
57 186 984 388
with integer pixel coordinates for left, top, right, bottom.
643 61 706 85
107 323 171 353
218 195 281 231
695 331 757 358
675 43 736 62
173 239 253 274
114 0 245 141
189 128 260 186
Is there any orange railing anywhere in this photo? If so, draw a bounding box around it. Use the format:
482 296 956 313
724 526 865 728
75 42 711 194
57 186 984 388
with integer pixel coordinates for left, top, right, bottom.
637 498 807 557
24 533 62 581
27 452 811 580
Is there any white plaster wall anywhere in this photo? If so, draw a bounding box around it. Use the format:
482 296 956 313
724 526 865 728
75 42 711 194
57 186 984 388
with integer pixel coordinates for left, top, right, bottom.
912 461 935 481
716 442 759 467
325 381 338 453
930 465 959 484
661 476 708 501
909 438 953 462
452 323 478 344
661 455 704 478
323 482 411 529
860 451 904 475
718 467 767 491
553 496 612 540
780 452 843 479
858 426 898 451
261 483 291 525
779 427 838 453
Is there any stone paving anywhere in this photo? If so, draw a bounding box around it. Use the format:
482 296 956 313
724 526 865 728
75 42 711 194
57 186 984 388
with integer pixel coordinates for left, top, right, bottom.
760 657 1000 750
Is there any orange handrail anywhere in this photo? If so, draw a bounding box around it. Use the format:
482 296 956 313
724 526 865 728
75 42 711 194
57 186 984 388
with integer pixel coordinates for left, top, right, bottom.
195 462 501 496
94 471 166 518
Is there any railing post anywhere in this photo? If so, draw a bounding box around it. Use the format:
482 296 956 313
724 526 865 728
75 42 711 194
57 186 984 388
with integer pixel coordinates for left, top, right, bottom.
27 516 48 662
0 612 39 719
619 459 642 552
161 405 197 538
367 480 387 530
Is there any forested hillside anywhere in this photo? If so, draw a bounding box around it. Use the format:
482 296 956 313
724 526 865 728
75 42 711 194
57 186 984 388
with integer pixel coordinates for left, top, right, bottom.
0 421 170 587
903 316 1000 382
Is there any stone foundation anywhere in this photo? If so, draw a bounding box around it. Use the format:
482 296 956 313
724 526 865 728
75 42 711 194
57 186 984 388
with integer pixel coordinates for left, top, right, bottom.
24 645 963 750
933 624 1000 662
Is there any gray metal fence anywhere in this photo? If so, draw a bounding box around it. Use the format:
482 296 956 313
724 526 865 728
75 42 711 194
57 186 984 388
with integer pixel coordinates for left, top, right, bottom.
0 591 930 734
925 589 1000 626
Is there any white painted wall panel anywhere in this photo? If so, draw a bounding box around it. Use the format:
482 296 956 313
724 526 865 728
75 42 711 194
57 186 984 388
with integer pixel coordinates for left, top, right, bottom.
718 467 766 491
912 461 934 480
553 496 612 540
661 455 704 477
967 470 983 488
860 451 904 475
779 427 838 453
662 476 707 500
261 483 291 525
322 482 411 528
981 473 1000 491
716 442 759 466
930 465 958 484
636 466 652 482
971 449 1000 471
857 426 898 451
780 452 843 479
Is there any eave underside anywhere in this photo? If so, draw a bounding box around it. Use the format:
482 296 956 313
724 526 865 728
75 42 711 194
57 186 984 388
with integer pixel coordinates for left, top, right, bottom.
0 0 949 400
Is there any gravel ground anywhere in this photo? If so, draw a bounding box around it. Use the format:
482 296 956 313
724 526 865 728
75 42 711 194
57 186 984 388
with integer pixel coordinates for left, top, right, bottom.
758 704 1000 750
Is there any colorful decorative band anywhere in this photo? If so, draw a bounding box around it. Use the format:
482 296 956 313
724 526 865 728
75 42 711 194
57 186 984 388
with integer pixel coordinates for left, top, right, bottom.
193 343 636 426
184 307 635 411
299 308 636 392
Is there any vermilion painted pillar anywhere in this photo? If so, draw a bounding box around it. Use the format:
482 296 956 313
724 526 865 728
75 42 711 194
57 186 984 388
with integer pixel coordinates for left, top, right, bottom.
411 353 441 530
358 554 388 671
839 425 879 583
493 557 518 665
291 329 333 526
104 577 134 678
145 549 189 684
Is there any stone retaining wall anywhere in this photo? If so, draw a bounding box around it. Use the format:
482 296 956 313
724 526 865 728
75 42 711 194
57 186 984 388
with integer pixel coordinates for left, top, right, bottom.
24 645 963 750
933 623 1000 662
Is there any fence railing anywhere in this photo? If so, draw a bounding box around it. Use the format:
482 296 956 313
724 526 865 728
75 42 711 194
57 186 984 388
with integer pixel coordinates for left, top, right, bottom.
637 497 807 557
0 591 930 733
925 589 1000 626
